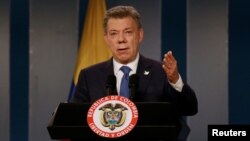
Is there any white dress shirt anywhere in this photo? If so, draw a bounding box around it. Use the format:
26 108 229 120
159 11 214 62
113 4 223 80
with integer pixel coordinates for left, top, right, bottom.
113 54 139 95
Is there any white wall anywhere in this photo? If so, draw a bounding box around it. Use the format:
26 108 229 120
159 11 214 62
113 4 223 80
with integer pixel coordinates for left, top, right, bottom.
0 0 10 141
187 0 228 141
29 0 79 140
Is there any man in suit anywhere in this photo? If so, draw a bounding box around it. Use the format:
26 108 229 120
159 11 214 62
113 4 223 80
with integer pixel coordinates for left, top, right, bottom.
71 5 197 141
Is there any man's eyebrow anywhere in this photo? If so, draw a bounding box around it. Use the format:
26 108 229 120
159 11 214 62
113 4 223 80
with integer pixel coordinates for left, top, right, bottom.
109 29 118 32
124 27 132 30
108 27 132 32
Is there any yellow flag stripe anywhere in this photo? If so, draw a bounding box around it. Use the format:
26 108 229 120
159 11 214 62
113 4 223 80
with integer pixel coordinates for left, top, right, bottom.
73 0 112 84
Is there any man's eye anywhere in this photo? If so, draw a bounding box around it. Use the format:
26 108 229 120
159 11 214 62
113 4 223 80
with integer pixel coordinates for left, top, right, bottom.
110 32 117 36
125 31 132 34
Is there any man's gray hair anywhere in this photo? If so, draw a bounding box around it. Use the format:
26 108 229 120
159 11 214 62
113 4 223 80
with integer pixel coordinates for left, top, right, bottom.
103 5 142 33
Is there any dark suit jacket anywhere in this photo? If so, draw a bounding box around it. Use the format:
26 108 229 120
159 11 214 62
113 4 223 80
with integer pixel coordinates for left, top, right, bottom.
70 55 197 141
71 55 197 116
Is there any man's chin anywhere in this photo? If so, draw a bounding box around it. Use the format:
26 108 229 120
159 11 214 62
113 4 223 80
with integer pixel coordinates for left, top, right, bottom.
117 57 131 64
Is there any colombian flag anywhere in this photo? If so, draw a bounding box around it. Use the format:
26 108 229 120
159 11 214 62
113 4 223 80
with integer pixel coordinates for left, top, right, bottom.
67 0 112 101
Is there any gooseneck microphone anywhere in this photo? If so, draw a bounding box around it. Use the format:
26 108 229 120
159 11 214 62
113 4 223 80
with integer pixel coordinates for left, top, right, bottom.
106 75 117 95
129 74 138 99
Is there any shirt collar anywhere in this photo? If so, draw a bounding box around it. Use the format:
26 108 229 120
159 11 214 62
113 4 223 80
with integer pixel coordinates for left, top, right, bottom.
113 53 139 75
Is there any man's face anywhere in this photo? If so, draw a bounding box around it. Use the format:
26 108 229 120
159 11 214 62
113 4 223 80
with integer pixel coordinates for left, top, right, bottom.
104 17 144 64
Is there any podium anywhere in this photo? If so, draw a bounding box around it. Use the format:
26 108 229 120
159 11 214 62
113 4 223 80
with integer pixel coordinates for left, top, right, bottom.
47 102 181 140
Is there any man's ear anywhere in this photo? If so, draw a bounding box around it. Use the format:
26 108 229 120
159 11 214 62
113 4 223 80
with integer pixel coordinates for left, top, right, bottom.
104 34 108 43
139 29 144 43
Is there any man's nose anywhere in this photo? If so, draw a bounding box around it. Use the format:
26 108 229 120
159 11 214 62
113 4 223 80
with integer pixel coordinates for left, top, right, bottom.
118 33 126 43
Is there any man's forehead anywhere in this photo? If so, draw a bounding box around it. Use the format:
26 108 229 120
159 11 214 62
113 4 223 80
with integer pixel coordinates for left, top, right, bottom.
107 17 136 30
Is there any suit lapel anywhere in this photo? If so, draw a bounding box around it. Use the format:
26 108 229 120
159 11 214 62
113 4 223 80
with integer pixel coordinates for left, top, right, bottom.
97 58 114 95
102 57 114 75
136 55 152 94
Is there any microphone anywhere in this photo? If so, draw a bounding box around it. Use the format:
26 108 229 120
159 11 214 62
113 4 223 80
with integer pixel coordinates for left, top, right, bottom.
106 75 117 95
129 74 138 99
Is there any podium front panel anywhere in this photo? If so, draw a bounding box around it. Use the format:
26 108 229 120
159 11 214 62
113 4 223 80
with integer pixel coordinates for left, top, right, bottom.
47 102 181 140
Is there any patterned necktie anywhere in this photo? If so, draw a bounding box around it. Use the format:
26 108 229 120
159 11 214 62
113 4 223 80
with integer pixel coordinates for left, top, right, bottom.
120 66 131 97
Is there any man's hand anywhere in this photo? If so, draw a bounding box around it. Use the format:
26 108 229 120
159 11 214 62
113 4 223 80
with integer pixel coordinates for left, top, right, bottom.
162 51 179 84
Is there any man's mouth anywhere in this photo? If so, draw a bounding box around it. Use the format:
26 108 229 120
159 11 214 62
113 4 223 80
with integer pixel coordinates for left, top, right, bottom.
117 47 129 52
118 48 127 51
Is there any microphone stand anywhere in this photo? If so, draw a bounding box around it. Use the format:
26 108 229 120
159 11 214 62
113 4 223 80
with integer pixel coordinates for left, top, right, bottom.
129 74 138 100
